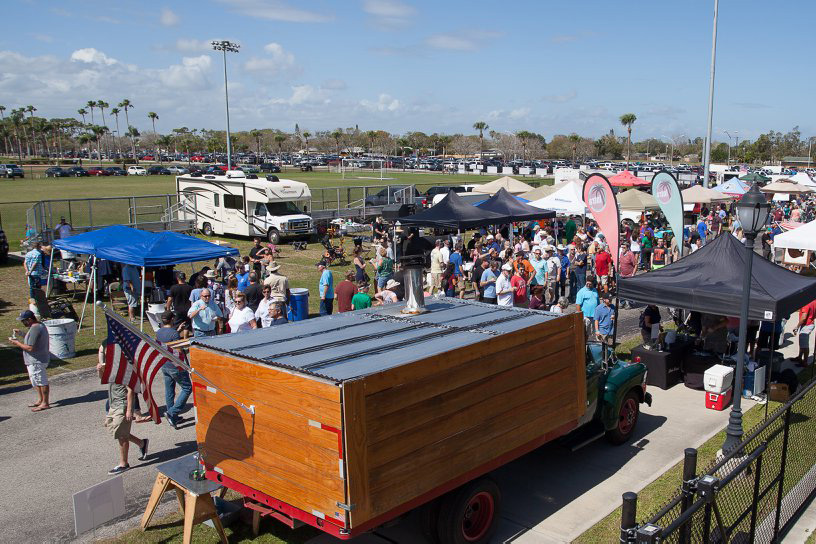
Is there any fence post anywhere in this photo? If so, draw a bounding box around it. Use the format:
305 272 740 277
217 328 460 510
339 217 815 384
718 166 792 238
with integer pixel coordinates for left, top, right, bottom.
678 448 698 544
749 450 764 542
88 200 92 228
68 200 73 226
620 491 637 543
773 406 793 539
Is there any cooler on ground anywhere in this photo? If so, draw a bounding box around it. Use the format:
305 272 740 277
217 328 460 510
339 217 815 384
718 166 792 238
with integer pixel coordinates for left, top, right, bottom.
706 389 733 411
704 364 734 394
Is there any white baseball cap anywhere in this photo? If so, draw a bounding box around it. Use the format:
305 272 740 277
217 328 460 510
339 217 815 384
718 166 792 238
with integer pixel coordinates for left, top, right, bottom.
501 263 513 271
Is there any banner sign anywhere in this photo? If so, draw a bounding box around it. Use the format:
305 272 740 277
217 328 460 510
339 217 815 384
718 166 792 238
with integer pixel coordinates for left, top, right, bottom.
651 170 685 254
582 173 620 269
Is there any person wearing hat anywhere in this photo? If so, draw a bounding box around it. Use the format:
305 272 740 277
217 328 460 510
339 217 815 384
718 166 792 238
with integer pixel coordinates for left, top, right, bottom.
485 234 500 254
56 216 73 240
375 278 400 305
9 310 51 411
351 282 372 311
480 260 500 305
317 261 335 315
263 261 290 307
496 263 514 307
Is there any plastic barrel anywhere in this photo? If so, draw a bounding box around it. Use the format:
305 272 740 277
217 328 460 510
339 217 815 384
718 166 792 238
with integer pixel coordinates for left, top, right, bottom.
287 288 309 321
43 318 77 359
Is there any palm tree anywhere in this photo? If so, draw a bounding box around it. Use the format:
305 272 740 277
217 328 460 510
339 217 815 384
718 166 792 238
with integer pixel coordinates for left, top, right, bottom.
0 105 9 155
568 133 581 164
77 108 87 125
86 100 97 124
9 109 24 162
273 134 286 160
516 130 534 164
91 125 108 166
109 107 122 157
156 135 173 165
24 105 37 156
35 118 52 162
366 130 377 154
331 129 342 158
97 100 109 161
147 112 158 162
249 129 262 158
302 131 311 157
118 99 136 163
473 121 488 161
619 113 637 168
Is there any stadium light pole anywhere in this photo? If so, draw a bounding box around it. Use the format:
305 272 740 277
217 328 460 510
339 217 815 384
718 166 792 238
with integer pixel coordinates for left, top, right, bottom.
702 0 719 188
212 40 240 171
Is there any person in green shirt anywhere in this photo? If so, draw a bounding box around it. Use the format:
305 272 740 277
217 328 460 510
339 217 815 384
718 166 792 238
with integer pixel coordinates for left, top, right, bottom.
564 217 577 245
375 247 394 292
351 282 372 310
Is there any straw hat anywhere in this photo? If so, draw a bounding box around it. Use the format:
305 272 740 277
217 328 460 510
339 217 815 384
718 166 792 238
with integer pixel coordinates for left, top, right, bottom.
204 270 217 279
385 279 400 290
266 261 281 273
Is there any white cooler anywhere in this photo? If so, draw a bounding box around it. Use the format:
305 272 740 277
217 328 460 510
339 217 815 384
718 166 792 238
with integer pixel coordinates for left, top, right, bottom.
704 364 734 394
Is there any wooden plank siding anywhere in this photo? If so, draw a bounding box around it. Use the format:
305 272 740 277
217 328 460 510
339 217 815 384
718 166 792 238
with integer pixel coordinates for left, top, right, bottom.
190 346 347 524
343 312 586 528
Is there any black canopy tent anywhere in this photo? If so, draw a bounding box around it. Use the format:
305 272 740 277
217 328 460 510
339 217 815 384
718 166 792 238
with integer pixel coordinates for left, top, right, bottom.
475 187 556 222
398 189 506 229
618 233 816 321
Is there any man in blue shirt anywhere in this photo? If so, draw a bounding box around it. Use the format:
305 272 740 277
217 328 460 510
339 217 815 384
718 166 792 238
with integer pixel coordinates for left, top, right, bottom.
23 241 44 299
594 294 616 345
575 278 600 339
449 246 464 298
187 288 222 336
317 260 335 315
480 260 499 304
696 217 708 246
557 245 570 298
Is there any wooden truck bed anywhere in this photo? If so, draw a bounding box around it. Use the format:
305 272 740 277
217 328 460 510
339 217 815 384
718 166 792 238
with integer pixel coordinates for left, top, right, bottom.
191 299 586 537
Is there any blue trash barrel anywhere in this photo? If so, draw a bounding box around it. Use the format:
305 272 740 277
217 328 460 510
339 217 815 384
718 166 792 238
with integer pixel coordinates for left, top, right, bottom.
287 288 310 321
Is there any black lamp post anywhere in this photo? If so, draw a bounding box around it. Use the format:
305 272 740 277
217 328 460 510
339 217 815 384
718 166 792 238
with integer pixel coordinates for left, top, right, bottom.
723 183 771 453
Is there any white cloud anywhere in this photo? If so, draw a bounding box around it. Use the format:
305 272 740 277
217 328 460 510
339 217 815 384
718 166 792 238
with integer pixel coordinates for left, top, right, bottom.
509 107 530 120
175 38 213 53
269 85 329 106
70 48 118 66
244 43 297 76
216 0 332 23
362 0 415 26
321 78 347 90
542 90 577 103
425 34 477 51
158 56 212 89
359 93 400 112
487 110 503 120
160 8 180 27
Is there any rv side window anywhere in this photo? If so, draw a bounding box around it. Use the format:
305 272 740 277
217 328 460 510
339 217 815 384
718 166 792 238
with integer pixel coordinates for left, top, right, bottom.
213 194 220 207
254 203 266 216
224 194 243 210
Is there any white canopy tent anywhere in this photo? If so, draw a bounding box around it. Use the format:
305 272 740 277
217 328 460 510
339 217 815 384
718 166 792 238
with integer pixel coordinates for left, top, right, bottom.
772 220 816 252
789 172 816 187
529 181 588 215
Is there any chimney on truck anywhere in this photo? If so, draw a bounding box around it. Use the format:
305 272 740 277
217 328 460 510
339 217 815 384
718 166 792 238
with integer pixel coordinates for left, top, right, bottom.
400 254 428 314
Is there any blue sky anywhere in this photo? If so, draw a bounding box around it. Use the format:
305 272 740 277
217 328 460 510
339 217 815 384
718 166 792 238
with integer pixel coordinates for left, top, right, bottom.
1 0 813 142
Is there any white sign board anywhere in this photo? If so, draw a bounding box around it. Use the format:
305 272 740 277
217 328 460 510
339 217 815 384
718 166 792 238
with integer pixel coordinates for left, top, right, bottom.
73 476 125 535
487 166 498 174
502 167 514 174
519 167 532 175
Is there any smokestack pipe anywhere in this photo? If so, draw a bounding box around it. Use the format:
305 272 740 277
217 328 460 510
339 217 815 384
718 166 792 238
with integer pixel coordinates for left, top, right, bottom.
400 254 428 314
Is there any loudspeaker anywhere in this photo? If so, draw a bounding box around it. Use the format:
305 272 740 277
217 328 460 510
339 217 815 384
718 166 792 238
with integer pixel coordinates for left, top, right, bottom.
382 203 416 220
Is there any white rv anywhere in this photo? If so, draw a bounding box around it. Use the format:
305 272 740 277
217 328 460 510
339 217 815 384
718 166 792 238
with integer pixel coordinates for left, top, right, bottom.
176 171 313 243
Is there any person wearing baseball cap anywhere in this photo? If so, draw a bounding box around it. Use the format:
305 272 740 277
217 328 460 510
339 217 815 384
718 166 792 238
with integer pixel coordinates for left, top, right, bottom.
9 310 51 411
317 260 335 315
496 263 515 307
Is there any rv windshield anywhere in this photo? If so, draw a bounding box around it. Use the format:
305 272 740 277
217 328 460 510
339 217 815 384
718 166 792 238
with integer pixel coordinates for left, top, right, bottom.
265 201 304 216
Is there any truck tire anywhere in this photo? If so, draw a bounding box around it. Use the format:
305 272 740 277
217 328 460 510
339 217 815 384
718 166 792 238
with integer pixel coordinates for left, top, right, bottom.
606 389 640 445
202 222 213 236
267 228 280 244
437 477 500 544
420 498 442 544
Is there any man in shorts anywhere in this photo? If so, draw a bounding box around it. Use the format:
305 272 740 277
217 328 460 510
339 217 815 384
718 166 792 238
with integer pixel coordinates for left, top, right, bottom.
793 298 816 366
97 346 149 474
9 310 51 411
122 263 141 322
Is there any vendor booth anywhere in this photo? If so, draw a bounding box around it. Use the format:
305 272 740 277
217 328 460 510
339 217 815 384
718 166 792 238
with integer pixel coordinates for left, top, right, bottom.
475 188 556 221
529 180 588 215
772 219 816 268
51 225 239 332
398 190 506 229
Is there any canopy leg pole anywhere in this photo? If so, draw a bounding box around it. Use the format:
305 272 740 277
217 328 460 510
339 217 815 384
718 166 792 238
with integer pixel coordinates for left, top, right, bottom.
45 245 55 298
93 263 97 335
78 264 93 331
140 266 146 332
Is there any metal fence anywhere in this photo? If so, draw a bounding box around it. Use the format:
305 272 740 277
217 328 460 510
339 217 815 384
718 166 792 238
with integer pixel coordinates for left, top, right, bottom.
308 184 418 221
621 376 816 543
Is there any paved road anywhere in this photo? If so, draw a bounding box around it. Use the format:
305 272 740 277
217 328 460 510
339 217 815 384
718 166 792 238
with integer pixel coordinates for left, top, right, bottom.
0 366 196 543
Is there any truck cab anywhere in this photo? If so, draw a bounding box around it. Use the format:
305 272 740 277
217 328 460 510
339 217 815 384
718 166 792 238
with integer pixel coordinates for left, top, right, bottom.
249 199 312 244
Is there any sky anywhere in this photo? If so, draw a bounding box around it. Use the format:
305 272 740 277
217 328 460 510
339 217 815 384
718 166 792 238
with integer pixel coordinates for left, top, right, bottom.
1 0 813 142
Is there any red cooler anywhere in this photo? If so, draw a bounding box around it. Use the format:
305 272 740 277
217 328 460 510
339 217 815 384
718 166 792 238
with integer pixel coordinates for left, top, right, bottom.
706 388 733 411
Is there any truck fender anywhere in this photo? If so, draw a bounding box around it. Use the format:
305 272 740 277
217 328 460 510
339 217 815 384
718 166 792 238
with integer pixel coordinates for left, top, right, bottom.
600 364 647 432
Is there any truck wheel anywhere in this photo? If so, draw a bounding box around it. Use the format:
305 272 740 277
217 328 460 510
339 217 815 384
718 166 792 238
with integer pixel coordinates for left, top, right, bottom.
606 390 640 445
420 498 441 544
437 477 500 544
202 222 213 236
267 228 280 244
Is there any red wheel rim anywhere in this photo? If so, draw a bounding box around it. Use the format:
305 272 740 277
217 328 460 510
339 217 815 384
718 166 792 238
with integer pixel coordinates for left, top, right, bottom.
461 491 495 542
618 397 638 435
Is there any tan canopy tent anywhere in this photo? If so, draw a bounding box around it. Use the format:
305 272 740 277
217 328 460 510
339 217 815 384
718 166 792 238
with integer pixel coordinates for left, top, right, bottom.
681 184 731 204
519 179 579 201
617 189 659 211
760 179 814 194
471 176 535 195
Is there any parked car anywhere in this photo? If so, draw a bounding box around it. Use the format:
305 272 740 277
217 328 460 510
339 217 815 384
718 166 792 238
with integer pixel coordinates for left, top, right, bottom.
260 163 281 173
0 164 24 178
190 155 205 162
127 166 147 176
44 167 68 178
104 167 127 176
147 166 171 175
86 167 109 176
66 166 89 177
300 164 313 172
424 185 468 199
166 165 190 175
239 165 260 174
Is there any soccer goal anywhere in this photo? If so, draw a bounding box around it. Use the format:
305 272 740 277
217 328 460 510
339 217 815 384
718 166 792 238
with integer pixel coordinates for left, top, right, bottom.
341 158 392 181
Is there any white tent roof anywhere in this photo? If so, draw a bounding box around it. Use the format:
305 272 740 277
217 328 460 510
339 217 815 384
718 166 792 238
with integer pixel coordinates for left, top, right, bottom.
773 220 816 251
529 180 588 215
471 176 535 195
790 171 816 187
519 179 580 201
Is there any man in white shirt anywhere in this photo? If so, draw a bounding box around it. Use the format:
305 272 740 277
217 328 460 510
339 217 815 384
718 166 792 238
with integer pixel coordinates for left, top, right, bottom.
544 247 562 305
429 239 445 294
440 239 451 264
496 263 514 307
56 217 73 239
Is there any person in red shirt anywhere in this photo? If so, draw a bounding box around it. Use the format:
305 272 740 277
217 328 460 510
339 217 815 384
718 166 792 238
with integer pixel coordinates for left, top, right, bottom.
335 271 357 313
618 242 637 278
510 268 528 308
594 246 612 295
793 299 816 366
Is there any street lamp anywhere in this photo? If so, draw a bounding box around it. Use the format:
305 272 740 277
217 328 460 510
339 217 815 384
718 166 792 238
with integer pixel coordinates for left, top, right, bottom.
212 40 240 172
724 130 739 165
722 183 771 453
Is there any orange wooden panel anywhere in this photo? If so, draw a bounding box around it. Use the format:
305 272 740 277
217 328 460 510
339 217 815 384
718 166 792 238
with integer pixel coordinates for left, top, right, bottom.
342 379 371 527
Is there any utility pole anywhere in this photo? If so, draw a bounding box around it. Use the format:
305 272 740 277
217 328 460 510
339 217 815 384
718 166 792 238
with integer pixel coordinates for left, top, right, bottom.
702 0 719 187
212 40 240 171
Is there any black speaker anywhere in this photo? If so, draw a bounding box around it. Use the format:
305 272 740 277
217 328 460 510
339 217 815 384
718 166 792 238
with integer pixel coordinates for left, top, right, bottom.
382 203 416 220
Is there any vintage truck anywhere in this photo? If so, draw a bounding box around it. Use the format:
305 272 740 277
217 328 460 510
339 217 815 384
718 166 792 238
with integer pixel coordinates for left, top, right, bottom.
190 294 651 544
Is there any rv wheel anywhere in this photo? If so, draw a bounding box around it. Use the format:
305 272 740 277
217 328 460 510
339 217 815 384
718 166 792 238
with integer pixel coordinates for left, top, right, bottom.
202 222 213 236
267 228 280 244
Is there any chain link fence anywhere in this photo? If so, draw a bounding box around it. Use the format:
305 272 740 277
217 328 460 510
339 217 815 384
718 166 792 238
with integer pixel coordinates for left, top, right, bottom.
621 375 816 543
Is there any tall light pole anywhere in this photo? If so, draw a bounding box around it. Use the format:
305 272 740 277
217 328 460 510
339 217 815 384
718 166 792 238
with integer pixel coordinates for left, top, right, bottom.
722 184 770 453
212 40 240 171
808 136 814 169
702 0 719 188
724 130 739 165
661 134 684 167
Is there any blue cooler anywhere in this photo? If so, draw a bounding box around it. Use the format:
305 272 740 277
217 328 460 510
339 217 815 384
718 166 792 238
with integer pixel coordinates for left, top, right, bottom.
288 288 310 321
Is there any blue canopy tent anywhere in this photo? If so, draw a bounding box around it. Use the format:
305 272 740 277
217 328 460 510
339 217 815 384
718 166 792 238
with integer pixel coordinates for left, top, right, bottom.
51 225 239 332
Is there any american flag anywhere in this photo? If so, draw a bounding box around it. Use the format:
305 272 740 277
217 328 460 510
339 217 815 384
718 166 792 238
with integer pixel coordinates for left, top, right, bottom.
102 312 186 424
